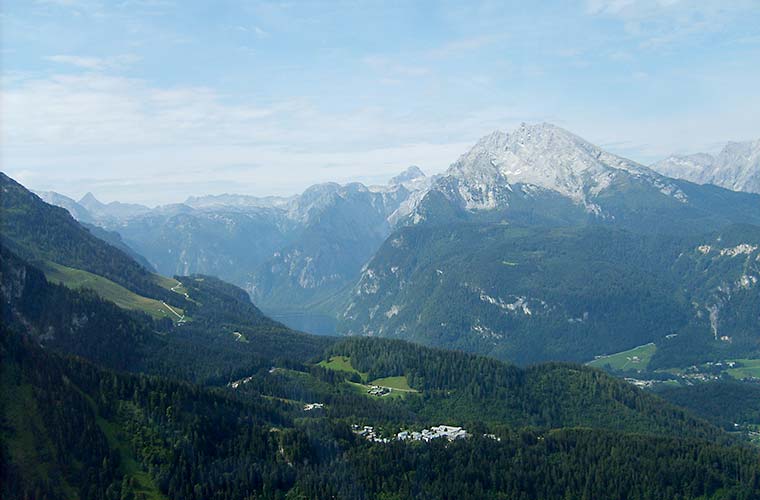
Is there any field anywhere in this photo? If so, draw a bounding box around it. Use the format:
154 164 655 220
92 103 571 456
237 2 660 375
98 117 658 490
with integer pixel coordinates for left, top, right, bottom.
587 343 656 371
41 261 185 322
347 381 413 399
154 274 190 297
368 376 416 392
232 331 249 343
726 359 760 380
319 357 417 398
347 376 418 399
318 356 367 379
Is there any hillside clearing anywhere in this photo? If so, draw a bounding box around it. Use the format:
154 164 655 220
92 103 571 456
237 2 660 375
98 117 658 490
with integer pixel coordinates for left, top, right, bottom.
41 261 185 322
318 356 368 379
587 343 656 371
726 359 760 380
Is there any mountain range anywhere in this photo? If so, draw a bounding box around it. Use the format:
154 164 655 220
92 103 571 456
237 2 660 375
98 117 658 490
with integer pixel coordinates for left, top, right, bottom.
653 138 760 194
340 124 760 366
33 124 760 369
35 167 432 320
7 169 760 498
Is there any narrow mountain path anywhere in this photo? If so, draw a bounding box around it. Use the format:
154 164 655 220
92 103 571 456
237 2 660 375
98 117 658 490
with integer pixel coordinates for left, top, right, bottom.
170 280 190 299
161 301 185 323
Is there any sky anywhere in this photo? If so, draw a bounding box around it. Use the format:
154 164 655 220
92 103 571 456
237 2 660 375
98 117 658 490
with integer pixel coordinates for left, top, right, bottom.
2 0 760 205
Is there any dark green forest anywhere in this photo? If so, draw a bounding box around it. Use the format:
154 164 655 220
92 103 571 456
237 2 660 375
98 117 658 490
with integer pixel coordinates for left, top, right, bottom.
4 322 760 500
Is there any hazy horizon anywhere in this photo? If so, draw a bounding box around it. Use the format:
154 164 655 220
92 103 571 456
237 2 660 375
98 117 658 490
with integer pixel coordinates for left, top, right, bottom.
3 0 760 204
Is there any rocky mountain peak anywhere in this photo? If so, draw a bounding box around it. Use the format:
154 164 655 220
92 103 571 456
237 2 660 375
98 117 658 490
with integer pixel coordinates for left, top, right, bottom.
79 192 105 210
652 137 760 194
390 166 426 185
444 123 671 209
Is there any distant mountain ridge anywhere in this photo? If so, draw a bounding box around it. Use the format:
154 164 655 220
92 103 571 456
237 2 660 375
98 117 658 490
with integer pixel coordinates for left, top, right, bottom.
37 168 432 318
653 138 760 194
78 191 152 221
23 119 760 364
184 192 295 209
33 190 95 222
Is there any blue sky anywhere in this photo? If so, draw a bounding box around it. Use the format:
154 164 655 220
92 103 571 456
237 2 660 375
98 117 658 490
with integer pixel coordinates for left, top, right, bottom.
2 0 759 205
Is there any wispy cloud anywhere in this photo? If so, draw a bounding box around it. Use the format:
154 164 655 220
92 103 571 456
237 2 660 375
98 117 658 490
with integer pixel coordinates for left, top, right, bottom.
1 70 537 203
233 24 270 39
34 0 107 17
45 54 140 71
362 55 431 78
3 0 759 203
426 34 503 59
585 0 758 48
36 0 96 7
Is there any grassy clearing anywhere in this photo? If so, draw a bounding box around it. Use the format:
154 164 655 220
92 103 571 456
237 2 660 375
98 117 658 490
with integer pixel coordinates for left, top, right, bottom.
232 331 249 343
587 342 656 371
97 415 166 500
320 357 417 397
726 359 760 380
71 382 166 500
41 261 184 322
348 376 418 399
154 274 190 297
153 273 180 290
318 356 368 379
369 376 417 392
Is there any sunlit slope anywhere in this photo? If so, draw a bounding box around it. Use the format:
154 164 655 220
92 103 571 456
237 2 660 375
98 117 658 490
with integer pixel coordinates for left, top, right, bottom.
40 261 186 322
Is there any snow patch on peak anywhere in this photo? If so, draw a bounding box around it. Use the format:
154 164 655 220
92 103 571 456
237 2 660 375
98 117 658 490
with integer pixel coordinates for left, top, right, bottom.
443 122 686 211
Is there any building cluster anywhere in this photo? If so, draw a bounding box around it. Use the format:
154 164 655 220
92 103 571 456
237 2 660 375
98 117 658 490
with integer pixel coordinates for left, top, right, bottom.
353 425 391 443
229 375 254 389
625 378 658 389
352 424 472 443
303 403 324 411
397 425 469 442
624 360 750 388
367 385 391 396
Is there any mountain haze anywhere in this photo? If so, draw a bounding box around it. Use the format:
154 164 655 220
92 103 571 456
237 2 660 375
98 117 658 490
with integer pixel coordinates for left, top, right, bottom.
653 138 760 194
37 169 433 320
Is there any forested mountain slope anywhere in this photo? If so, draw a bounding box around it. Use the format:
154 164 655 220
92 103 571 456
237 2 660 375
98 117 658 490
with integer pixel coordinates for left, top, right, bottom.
341 125 760 368
1 172 177 305
0 243 330 383
4 324 760 500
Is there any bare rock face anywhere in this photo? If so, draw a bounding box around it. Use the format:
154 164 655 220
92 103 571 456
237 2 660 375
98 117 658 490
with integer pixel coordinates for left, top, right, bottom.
653 138 760 194
397 122 688 223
